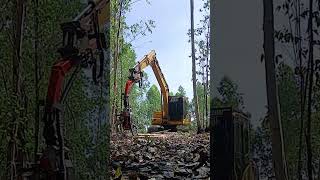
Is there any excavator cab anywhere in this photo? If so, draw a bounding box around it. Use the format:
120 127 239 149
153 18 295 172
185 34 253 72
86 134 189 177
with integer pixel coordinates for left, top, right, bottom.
168 96 187 120
151 96 190 131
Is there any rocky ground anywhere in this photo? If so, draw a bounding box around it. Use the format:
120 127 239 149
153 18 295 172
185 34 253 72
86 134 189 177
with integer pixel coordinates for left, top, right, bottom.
110 132 210 180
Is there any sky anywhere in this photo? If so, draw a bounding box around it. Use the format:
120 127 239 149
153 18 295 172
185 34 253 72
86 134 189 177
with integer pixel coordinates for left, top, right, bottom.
125 0 203 100
126 0 267 126
213 0 266 126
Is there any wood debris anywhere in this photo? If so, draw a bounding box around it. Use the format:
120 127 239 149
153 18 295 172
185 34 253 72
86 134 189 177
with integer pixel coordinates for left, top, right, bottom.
110 132 210 179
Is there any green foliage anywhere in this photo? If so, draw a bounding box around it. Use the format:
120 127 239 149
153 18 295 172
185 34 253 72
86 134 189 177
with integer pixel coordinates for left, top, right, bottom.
110 42 153 132
196 82 206 114
275 62 320 177
253 62 320 178
194 82 209 129
212 97 224 108
210 75 244 128
130 74 151 132
251 125 274 178
110 0 156 133
110 0 155 76
276 63 300 176
0 0 109 178
110 42 137 109
176 85 187 97
147 84 161 116
173 86 191 119
266 0 320 178
215 76 244 110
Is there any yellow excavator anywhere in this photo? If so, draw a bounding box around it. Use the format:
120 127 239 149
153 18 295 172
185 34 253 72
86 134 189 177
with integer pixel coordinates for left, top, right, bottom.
119 50 191 133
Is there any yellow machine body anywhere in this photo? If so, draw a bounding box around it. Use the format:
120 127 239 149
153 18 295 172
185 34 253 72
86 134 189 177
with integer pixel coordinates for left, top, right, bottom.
151 111 191 126
130 50 191 128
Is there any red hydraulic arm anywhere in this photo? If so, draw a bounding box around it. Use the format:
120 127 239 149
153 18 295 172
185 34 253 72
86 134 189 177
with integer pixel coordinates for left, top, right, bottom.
45 58 79 110
120 50 166 132
121 80 134 130
37 0 110 179
123 80 134 106
40 58 82 178
124 80 134 96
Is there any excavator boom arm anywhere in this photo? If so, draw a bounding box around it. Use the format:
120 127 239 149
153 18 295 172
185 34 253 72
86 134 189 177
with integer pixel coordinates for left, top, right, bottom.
150 59 169 117
123 50 169 117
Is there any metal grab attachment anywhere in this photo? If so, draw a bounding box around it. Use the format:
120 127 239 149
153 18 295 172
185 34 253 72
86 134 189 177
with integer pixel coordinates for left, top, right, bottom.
58 21 84 58
35 1 109 179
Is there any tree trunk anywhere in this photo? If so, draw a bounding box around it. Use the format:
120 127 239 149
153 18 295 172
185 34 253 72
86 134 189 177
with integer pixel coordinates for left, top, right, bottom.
202 61 206 129
190 0 201 133
318 159 320 180
205 25 209 130
111 0 123 132
297 0 305 177
209 0 214 176
263 0 288 179
34 0 40 163
7 0 25 178
306 0 314 179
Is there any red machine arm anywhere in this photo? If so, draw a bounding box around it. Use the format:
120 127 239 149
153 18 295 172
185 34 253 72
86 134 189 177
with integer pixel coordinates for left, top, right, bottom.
125 79 134 95
38 0 109 179
123 79 134 108
45 58 79 110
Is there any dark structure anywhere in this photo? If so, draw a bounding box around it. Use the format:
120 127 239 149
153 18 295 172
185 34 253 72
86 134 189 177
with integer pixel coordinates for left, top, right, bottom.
211 107 256 180
168 96 187 121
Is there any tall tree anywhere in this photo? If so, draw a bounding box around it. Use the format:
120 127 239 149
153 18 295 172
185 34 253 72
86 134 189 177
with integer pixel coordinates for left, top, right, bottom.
193 0 210 130
7 0 26 178
196 82 206 129
190 0 201 133
109 0 155 133
276 63 300 177
273 0 313 177
263 0 288 179
33 0 40 164
209 0 214 176
205 21 209 129
176 85 187 97
305 0 314 179
111 0 124 132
